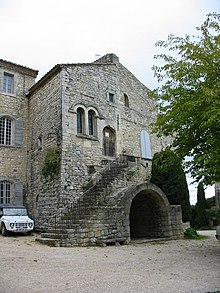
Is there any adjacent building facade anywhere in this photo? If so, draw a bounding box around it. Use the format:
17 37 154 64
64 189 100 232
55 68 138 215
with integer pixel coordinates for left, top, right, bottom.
1 54 183 246
0 59 38 207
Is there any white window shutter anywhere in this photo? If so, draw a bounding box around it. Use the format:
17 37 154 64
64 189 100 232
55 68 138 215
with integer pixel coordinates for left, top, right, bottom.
14 181 23 205
141 130 152 159
15 118 23 147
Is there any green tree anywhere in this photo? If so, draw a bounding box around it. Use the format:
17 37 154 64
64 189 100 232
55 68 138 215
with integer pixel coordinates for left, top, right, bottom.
152 13 220 185
196 182 208 228
150 147 191 222
206 206 220 226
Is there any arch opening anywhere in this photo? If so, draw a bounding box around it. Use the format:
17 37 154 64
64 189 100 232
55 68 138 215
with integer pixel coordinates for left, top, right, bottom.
103 126 116 157
129 189 169 239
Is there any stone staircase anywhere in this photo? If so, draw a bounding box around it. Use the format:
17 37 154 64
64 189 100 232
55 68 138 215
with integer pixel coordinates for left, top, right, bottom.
36 156 132 246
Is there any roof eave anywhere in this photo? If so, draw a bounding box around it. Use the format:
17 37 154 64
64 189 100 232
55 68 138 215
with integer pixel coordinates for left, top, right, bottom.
27 64 62 96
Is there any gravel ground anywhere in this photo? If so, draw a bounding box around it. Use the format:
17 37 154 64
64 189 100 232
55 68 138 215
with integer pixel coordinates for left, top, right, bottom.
0 230 219 293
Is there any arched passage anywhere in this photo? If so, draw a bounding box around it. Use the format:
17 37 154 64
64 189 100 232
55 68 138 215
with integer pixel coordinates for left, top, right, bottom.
130 189 169 239
119 183 172 240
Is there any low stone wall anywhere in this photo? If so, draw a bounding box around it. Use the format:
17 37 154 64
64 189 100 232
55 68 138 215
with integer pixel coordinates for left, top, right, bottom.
170 205 184 238
54 193 184 247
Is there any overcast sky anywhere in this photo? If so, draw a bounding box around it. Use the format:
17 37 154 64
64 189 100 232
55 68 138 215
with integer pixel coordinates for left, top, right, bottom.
0 0 219 203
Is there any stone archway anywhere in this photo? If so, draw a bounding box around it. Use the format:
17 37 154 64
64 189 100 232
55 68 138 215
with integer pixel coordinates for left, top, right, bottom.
119 183 173 240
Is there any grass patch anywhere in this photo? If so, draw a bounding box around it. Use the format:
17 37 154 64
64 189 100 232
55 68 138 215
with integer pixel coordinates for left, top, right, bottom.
184 234 208 240
184 227 208 240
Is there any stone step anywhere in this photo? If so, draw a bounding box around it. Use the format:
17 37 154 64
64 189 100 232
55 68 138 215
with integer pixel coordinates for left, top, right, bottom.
40 232 68 239
36 237 61 247
96 237 127 246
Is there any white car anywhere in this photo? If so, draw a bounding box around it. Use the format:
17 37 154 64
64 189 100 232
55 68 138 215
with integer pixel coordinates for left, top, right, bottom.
0 206 34 236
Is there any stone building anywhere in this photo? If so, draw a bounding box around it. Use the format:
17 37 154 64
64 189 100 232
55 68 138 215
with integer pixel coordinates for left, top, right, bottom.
1 54 183 246
0 59 38 206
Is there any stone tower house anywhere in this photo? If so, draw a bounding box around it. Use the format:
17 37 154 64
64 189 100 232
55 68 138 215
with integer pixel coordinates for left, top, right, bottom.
0 59 38 206
1 54 183 246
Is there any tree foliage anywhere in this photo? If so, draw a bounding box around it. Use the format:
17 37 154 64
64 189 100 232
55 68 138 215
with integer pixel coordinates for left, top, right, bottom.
150 147 191 222
152 13 220 185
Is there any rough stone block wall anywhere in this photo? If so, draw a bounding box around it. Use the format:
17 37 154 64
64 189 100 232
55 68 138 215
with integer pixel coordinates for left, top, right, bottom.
170 205 184 238
27 72 62 221
1 56 182 243
0 60 37 206
58 206 129 247
60 58 167 205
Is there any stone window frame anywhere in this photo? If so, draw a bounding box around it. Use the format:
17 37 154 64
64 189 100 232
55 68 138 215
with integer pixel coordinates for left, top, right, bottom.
0 177 23 206
0 114 23 148
107 91 116 105
124 93 130 108
0 69 17 97
87 107 98 137
74 104 99 138
0 180 13 205
0 115 14 146
77 107 86 135
37 135 43 150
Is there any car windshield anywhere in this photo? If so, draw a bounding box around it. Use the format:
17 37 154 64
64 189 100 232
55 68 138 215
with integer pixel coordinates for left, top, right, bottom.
3 208 27 216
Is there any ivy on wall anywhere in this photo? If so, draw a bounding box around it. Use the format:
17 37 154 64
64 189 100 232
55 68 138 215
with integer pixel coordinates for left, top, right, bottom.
41 147 61 180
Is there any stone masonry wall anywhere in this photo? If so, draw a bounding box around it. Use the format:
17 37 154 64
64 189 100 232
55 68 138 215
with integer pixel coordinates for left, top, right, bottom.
0 60 37 206
60 57 165 203
27 71 62 226
27 55 175 233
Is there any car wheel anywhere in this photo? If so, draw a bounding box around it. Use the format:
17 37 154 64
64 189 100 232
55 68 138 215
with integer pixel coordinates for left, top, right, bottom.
27 231 32 236
2 224 9 236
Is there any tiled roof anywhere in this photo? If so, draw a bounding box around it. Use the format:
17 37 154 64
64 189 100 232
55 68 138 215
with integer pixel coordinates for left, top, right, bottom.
0 58 38 77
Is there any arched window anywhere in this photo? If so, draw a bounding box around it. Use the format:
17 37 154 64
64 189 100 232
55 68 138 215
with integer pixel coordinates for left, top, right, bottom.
88 110 96 136
0 116 12 145
103 127 116 157
124 93 129 107
77 108 85 134
0 181 12 204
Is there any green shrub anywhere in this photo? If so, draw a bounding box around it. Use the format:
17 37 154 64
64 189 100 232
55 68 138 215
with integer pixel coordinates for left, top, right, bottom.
184 227 198 239
184 227 208 240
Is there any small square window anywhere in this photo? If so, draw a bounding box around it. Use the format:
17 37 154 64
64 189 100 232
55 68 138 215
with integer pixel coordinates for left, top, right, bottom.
108 93 114 103
3 73 14 94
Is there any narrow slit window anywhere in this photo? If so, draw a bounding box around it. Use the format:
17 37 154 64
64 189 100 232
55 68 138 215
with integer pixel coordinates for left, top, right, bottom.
77 108 85 134
88 110 95 136
124 93 129 107
108 93 114 103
